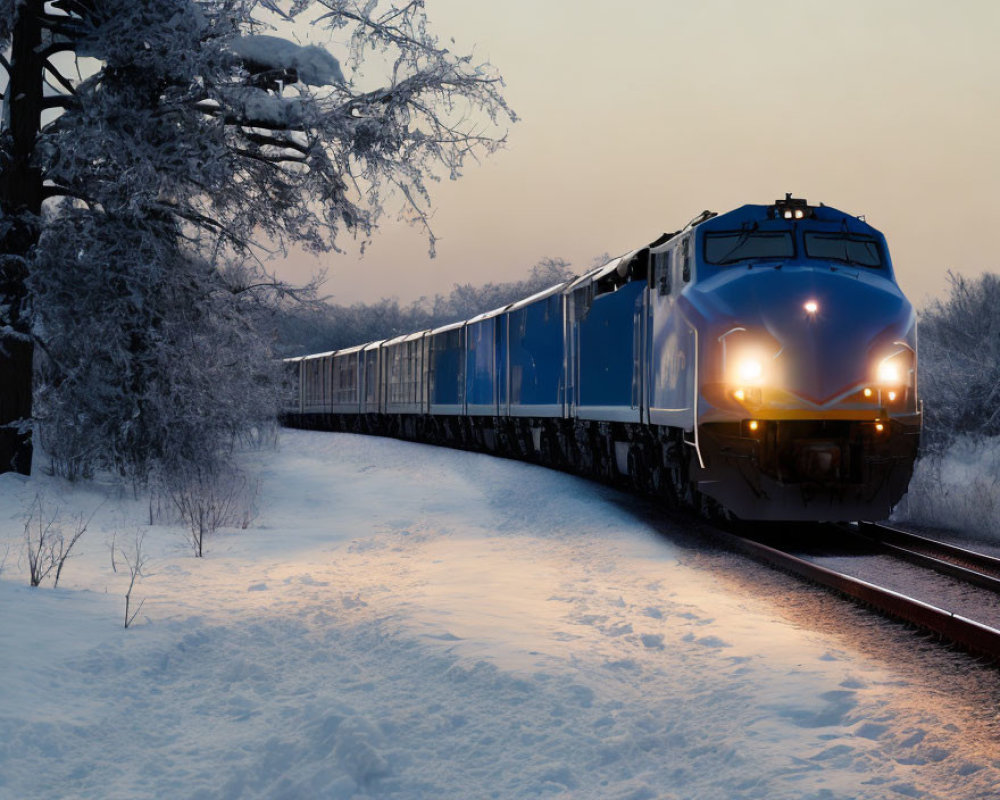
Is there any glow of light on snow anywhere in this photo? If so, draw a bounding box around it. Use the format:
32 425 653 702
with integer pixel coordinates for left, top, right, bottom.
2 431 999 798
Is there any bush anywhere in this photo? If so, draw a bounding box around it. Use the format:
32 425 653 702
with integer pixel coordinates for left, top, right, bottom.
894 272 1000 537
917 272 1000 452
894 436 1000 541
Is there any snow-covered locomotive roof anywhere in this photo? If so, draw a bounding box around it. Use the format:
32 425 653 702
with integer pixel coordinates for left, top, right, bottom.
298 349 336 362
565 257 625 292
428 319 466 337
506 281 570 312
332 343 367 357
382 329 430 347
466 304 512 325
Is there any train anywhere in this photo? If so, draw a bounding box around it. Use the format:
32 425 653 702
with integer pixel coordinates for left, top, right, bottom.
283 195 921 521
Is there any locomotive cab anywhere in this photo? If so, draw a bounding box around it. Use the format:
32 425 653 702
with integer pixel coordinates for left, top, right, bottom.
683 197 921 520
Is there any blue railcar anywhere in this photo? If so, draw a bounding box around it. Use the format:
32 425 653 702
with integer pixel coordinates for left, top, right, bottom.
465 308 505 418
285 195 921 521
428 321 466 415
360 340 384 416
506 284 567 418
384 331 428 416
568 258 646 423
330 345 363 415
300 350 335 420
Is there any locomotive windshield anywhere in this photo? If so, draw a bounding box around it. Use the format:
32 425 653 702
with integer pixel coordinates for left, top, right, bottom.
704 230 885 269
703 231 794 265
803 232 883 268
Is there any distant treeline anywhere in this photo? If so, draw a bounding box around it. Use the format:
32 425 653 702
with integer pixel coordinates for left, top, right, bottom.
274 257 576 357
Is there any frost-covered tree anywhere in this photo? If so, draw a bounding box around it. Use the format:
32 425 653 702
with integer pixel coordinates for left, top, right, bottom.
0 0 514 475
30 211 283 479
918 272 1000 451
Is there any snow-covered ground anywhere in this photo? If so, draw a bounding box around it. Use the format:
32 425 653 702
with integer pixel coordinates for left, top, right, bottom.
2 430 999 800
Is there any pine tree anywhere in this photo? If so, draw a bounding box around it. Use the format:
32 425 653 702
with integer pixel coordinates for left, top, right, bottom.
0 0 513 475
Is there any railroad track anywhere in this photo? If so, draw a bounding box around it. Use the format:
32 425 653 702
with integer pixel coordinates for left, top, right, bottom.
709 521 1000 662
856 521 1000 589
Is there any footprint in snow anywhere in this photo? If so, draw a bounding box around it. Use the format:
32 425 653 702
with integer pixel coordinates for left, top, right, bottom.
426 632 462 641
681 633 730 648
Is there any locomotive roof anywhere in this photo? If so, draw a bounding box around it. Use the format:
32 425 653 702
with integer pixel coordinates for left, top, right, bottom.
382 329 429 346
467 304 512 324
506 281 569 311
332 343 367 356
702 202 882 236
565 255 626 292
429 319 467 336
300 349 336 361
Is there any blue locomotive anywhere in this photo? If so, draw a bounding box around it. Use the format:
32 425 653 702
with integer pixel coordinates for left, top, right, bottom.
284 196 921 521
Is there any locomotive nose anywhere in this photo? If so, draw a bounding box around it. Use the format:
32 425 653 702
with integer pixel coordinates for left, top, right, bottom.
719 268 912 404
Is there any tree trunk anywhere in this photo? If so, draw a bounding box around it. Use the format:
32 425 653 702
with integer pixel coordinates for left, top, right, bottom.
0 3 44 475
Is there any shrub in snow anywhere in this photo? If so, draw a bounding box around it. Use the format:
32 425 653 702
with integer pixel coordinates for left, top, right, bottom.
112 530 149 628
894 435 1000 541
895 273 1000 535
918 272 1000 452
22 494 91 587
160 461 259 557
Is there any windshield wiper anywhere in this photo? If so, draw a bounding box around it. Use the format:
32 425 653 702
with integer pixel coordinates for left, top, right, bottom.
713 222 759 264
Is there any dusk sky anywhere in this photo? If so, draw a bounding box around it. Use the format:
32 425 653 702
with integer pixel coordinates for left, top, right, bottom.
277 0 1000 309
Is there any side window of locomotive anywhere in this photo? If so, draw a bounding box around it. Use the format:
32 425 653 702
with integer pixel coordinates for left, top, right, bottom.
681 236 692 282
803 232 883 268
703 231 795 265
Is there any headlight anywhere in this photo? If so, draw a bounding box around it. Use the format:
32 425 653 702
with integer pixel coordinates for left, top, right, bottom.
875 347 914 388
737 358 764 383
877 362 900 384
720 328 782 389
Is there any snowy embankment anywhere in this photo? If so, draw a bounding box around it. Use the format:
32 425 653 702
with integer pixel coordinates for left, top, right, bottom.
894 436 1000 543
2 430 999 800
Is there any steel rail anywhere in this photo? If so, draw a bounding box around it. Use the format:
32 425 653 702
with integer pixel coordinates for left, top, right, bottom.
857 522 1000 588
709 525 1000 661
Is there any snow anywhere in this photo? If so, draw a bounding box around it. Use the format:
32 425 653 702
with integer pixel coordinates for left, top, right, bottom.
230 87 304 126
2 430 999 799
230 35 346 87
894 436 1000 543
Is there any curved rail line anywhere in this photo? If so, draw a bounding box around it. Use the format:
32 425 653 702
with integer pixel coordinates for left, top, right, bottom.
856 522 1000 591
708 523 1000 662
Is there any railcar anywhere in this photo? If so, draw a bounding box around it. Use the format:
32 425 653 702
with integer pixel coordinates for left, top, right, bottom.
284 195 921 521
